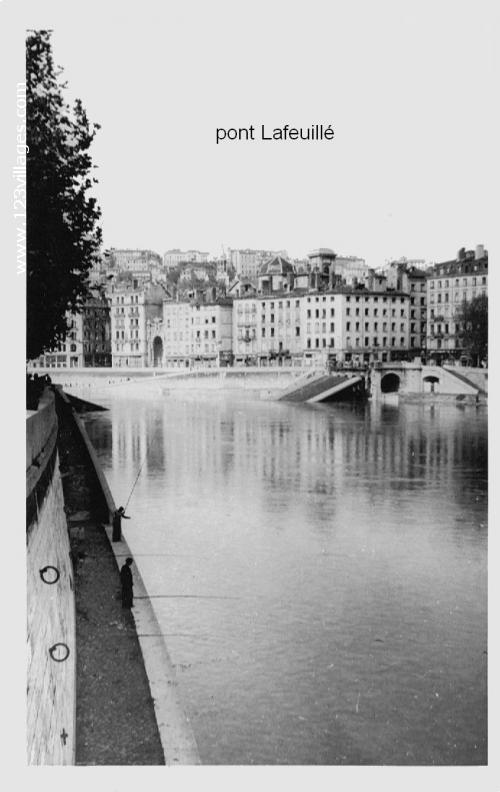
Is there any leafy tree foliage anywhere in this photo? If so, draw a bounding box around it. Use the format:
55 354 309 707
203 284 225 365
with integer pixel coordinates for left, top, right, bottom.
27 30 102 359
455 293 488 365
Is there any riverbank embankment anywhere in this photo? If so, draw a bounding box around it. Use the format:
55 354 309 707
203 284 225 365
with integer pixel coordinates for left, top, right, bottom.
55 389 200 764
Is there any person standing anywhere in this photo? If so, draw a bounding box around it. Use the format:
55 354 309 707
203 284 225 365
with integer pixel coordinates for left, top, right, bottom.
112 506 130 542
120 557 134 608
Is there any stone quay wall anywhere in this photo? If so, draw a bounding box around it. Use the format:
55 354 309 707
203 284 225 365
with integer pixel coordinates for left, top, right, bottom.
26 390 76 765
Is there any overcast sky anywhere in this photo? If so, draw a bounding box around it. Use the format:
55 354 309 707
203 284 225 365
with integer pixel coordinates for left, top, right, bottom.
8 0 498 265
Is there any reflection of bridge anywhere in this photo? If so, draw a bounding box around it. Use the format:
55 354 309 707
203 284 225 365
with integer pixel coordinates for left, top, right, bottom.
371 362 488 402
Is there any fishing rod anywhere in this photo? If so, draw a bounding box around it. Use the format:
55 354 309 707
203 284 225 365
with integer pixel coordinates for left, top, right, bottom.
123 446 148 511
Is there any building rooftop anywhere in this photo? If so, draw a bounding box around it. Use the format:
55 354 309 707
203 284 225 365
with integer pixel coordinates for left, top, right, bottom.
308 248 336 258
259 256 295 276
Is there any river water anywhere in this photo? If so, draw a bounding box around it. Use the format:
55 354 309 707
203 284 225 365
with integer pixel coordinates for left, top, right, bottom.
83 391 487 765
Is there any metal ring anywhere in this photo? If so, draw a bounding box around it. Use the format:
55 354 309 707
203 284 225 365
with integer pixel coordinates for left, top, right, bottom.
48 643 70 662
39 566 60 584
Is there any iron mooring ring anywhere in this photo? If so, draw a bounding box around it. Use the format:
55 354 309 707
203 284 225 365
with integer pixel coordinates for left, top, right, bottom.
39 566 60 585
49 643 70 663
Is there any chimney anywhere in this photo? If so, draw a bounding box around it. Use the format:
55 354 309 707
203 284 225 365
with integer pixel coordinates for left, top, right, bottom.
475 244 485 260
457 248 466 261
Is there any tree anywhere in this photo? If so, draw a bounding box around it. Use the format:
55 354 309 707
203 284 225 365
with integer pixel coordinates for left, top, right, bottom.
27 30 102 360
455 293 488 365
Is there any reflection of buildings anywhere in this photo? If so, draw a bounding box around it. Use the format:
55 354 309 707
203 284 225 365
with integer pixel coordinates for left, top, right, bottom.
426 246 488 360
104 400 486 526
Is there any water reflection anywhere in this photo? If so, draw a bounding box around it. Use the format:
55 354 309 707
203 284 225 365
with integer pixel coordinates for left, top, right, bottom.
84 397 487 765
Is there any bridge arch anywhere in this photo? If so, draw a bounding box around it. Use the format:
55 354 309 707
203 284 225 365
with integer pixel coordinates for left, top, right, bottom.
423 374 440 394
380 372 401 393
152 336 163 367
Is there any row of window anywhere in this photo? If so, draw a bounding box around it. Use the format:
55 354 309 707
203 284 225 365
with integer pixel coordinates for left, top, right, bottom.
114 342 141 351
115 330 140 340
166 330 218 341
430 289 486 303
115 294 140 304
115 306 140 315
305 337 406 349
164 344 218 354
114 318 140 328
430 276 487 289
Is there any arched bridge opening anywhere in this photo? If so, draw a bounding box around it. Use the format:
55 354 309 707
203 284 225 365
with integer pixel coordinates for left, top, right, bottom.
423 375 439 394
380 372 401 393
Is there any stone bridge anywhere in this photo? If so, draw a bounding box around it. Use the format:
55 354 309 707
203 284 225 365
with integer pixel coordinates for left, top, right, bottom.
370 361 487 401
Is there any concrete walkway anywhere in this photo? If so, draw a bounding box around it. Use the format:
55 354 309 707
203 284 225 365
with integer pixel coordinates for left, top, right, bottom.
57 402 166 764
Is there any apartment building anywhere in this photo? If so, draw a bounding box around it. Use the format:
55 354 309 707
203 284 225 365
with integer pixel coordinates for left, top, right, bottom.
426 245 488 359
232 288 411 367
386 261 427 354
32 289 111 368
160 299 233 367
233 294 303 365
108 283 166 367
301 289 411 366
